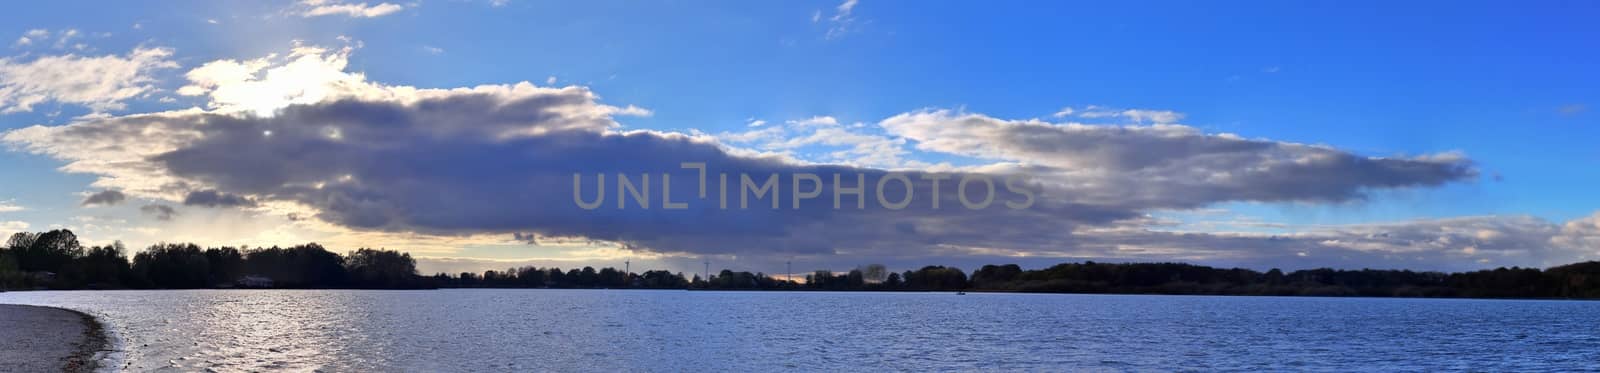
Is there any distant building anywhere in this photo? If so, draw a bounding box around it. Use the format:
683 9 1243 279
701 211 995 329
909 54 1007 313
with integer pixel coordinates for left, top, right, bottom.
27 271 56 283
236 276 274 288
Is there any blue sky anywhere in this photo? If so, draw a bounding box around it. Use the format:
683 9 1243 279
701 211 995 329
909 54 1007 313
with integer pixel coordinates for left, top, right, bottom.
1 0 1598 274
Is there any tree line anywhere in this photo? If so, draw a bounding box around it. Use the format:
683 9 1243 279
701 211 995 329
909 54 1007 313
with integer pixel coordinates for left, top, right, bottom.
1 230 426 289
8 229 1600 299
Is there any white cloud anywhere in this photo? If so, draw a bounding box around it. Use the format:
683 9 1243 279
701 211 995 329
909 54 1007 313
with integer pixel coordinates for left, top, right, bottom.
297 0 406 18
719 114 910 168
1 221 29 234
0 46 178 113
11 29 55 48
422 46 444 55
1054 105 1185 124
0 200 24 212
51 29 80 49
821 0 860 40
5 44 651 202
1120 109 1184 124
788 115 838 127
176 44 374 116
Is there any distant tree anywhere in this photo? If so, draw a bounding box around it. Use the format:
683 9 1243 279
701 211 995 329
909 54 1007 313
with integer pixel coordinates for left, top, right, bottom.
345 248 418 289
862 264 888 284
905 266 967 290
1265 268 1285 285
516 266 546 288
205 247 245 285
243 243 347 288
0 249 20 289
971 264 1022 287
846 269 866 288
133 243 211 288
598 267 625 288
546 267 566 287
12 229 83 272
580 266 599 287
68 242 132 288
5 232 38 251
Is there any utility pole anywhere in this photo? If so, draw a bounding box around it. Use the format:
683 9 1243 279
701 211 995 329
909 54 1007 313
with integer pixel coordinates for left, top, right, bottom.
703 259 710 284
786 260 792 284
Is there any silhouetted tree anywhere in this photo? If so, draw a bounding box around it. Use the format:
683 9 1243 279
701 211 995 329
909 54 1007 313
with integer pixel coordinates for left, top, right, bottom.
133 243 211 288
345 248 419 289
205 247 245 286
66 242 132 288
10 230 83 273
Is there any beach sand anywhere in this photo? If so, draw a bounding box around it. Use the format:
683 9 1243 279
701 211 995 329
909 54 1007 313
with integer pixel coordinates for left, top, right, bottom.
0 304 107 372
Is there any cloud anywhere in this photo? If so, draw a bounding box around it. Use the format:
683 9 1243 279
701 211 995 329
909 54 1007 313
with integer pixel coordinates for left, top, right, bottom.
0 46 177 113
422 46 444 55
880 109 1476 210
1041 213 1600 272
297 0 405 18
52 29 80 49
2 44 1534 273
4 46 1096 259
1 220 28 234
182 189 256 208
140 204 177 221
820 0 861 40
721 117 911 168
1119 109 1184 124
81 190 127 206
0 200 23 212
13 29 48 47
1054 106 1184 124
1553 212 1600 255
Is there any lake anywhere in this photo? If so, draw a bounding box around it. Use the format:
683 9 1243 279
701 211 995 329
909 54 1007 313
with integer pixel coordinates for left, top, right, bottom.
2 289 1597 371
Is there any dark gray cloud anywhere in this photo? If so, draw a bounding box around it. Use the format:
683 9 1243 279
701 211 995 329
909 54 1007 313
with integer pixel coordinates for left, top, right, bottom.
3 51 1552 271
182 189 256 208
147 103 1102 255
4 91 1504 267
139 204 177 221
882 110 1477 210
80 190 127 206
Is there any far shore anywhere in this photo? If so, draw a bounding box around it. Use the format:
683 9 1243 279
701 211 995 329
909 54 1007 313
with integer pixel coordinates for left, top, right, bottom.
8 287 1600 303
0 304 109 372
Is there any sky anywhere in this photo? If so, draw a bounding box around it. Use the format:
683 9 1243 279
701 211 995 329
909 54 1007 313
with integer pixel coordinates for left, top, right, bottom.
1 0 1598 276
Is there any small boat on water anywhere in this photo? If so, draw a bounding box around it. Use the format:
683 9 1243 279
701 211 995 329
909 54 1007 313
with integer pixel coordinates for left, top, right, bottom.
957 291 966 295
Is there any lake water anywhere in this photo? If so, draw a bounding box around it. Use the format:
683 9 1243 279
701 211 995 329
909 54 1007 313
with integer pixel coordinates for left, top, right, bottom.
2 289 1598 371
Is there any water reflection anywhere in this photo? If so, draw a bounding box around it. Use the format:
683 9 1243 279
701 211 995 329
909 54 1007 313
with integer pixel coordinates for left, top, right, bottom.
2 290 1598 371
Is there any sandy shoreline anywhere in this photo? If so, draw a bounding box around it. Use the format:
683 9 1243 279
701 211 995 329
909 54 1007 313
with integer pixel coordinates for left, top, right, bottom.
0 304 108 372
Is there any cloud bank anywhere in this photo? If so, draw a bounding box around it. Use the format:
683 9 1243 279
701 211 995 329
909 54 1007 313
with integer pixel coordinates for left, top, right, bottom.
5 44 1594 272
